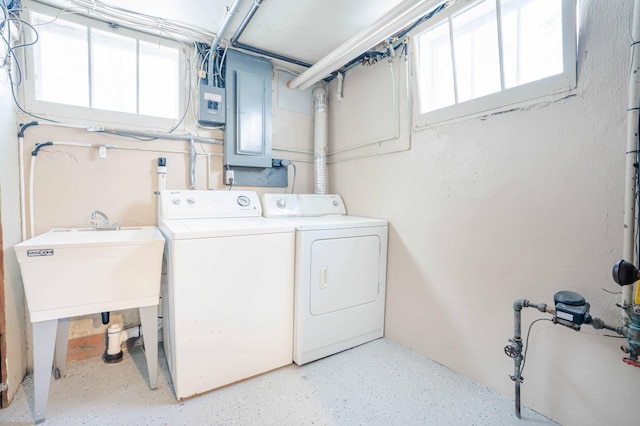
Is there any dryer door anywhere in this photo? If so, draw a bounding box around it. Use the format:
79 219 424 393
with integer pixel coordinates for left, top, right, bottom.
309 235 382 315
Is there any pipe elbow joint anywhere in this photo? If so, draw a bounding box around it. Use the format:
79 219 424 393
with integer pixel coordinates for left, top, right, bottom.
18 121 39 138
513 299 528 311
31 141 53 156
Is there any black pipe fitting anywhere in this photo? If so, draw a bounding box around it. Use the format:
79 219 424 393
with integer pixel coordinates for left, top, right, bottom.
31 142 53 156
18 121 39 138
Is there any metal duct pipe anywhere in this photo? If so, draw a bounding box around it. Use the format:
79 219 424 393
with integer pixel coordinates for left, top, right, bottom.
211 0 242 52
287 0 442 90
230 0 264 46
313 87 328 194
622 0 640 315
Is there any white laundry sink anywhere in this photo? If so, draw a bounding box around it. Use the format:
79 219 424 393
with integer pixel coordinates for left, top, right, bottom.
14 226 165 322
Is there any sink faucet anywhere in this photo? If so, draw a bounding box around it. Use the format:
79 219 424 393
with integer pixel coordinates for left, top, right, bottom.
91 210 120 230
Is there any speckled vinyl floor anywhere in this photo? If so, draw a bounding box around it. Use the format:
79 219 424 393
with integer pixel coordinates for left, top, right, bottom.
0 338 556 425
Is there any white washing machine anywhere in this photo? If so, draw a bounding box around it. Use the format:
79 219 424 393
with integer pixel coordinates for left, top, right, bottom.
262 194 388 365
158 190 295 399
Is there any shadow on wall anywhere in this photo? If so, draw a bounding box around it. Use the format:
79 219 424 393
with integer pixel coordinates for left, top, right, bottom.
383 223 475 368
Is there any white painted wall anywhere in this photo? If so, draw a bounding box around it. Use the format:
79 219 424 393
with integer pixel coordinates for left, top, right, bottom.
0 66 27 402
328 1 636 425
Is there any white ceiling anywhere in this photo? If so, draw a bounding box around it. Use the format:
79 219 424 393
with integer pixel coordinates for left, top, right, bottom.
35 0 409 65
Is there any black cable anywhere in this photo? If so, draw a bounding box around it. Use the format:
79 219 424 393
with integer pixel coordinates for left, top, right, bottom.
520 318 552 376
8 17 39 50
9 76 57 122
168 55 192 133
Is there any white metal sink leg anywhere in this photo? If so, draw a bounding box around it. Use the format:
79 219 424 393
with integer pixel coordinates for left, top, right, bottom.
32 319 58 424
54 318 70 379
139 305 158 389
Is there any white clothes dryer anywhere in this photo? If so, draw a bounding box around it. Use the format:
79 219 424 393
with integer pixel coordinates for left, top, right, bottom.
262 194 388 365
159 190 295 399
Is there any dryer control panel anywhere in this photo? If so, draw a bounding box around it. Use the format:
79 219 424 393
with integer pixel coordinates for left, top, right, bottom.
160 190 261 220
262 194 346 217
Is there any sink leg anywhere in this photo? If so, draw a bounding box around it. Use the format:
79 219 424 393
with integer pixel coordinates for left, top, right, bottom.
139 305 158 390
32 319 58 424
54 318 70 379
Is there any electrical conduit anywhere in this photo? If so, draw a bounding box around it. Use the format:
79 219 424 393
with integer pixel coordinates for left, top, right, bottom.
26 141 220 238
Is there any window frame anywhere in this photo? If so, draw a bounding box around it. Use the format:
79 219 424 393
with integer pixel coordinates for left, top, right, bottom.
20 1 189 131
412 0 576 127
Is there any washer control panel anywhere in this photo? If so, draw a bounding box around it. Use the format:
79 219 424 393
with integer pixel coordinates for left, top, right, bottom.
262 194 346 217
160 190 261 220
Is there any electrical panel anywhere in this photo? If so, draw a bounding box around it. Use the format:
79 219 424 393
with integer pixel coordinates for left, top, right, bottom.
223 49 273 168
198 84 225 126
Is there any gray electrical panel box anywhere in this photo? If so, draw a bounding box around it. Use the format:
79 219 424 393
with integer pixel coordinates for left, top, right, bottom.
223 50 272 168
198 84 226 126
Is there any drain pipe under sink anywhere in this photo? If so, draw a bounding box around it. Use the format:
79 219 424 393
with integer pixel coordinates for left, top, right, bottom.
103 324 142 363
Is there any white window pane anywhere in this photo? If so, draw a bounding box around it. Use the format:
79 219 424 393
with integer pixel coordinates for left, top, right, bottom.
452 0 501 102
91 29 137 113
32 13 89 107
417 21 455 114
139 41 180 119
501 0 564 88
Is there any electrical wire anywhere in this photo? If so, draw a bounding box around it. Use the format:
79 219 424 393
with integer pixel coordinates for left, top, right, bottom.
64 0 216 44
520 318 552 376
8 2 200 130
1 2 58 122
167 53 192 133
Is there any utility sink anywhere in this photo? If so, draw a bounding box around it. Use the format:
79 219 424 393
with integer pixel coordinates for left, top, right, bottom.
14 226 165 423
14 226 165 322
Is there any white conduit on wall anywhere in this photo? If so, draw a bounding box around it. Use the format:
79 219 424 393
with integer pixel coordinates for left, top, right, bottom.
622 0 640 315
19 121 222 239
313 87 329 194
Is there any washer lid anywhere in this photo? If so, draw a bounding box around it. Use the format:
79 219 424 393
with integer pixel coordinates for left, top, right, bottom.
159 217 295 239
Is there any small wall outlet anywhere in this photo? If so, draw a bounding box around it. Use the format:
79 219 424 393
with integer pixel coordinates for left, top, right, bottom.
224 169 235 185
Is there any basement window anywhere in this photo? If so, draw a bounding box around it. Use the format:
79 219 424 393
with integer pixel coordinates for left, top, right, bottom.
21 3 187 129
414 0 576 126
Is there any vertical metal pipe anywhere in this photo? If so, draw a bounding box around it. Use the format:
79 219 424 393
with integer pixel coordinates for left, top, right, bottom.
209 0 243 78
622 0 640 316
512 300 525 419
515 382 521 418
211 0 242 52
